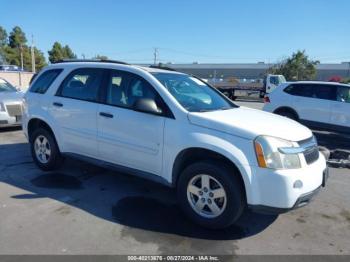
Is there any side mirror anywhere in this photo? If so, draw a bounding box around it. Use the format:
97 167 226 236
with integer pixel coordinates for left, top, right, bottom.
133 98 162 115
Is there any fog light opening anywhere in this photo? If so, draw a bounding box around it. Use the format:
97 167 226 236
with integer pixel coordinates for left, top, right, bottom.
293 180 303 189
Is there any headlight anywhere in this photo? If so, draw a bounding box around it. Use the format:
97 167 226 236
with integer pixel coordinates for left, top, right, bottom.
0 102 5 112
254 135 301 169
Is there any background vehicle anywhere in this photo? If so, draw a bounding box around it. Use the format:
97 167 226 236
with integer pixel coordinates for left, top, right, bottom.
23 60 327 229
263 81 350 133
0 78 23 127
213 74 286 100
0 65 23 72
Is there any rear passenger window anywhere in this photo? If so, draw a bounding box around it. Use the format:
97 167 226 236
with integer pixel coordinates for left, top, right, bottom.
284 84 314 97
313 85 336 101
57 68 104 102
30 69 63 94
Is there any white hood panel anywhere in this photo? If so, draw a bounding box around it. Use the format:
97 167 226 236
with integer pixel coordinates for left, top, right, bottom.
188 107 313 141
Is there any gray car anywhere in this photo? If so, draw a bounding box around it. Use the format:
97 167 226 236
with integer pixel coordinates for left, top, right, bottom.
0 78 23 127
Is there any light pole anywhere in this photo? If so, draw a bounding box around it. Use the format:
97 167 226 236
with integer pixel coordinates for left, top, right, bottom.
31 34 36 73
153 48 158 65
19 44 24 71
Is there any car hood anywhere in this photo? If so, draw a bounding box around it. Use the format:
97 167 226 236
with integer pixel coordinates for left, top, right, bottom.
0 91 23 103
188 106 313 141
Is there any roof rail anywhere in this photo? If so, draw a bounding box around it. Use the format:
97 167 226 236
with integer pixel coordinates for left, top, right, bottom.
53 59 130 65
149 64 177 71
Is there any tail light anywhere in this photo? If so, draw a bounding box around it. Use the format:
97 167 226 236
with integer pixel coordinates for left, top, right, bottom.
264 96 270 103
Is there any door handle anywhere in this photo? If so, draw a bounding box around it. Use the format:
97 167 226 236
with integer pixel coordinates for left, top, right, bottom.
99 112 114 118
53 102 63 107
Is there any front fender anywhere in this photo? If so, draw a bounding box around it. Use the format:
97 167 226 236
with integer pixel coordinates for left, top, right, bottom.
163 126 256 204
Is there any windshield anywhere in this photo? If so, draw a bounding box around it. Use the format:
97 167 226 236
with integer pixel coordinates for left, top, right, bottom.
279 75 286 84
152 73 236 112
0 79 16 92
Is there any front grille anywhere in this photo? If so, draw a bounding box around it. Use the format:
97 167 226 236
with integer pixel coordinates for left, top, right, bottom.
298 136 319 165
303 147 319 165
6 103 22 117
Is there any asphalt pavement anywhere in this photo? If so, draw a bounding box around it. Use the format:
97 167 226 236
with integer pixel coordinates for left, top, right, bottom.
0 102 349 255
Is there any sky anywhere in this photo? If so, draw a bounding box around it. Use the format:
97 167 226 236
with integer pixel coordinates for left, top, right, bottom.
1 0 349 64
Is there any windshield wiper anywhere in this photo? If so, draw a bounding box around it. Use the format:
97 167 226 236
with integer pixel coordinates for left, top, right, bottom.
198 109 214 112
218 107 233 110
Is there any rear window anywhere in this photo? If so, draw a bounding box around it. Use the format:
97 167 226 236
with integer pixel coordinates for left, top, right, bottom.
30 69 63 94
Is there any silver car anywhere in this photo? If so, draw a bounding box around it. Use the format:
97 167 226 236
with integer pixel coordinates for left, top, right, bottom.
0 78 23 127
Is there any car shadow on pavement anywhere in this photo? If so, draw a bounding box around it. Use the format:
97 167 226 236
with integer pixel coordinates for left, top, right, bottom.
112 196 277 240
1 142 277 241
0 126 22 133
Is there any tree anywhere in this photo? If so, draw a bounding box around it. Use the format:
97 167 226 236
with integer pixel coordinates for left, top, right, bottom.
340 78 350 84
33 47 47 71
0 26 7 46
9 26 27 48
269 50 319 81
63 45 76 59
48 42 76 63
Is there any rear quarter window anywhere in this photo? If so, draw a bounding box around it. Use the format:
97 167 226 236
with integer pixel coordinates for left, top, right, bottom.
30 69 63 94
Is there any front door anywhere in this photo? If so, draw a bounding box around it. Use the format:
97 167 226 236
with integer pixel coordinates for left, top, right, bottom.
330 85 350 130
97 69 165 175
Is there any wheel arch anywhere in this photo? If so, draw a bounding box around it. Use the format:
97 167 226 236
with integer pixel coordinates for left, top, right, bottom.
273 106 299 120
27 118 61 151
171 147 248 199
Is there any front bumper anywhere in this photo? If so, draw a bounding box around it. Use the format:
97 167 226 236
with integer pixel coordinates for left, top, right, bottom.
249 182 323 214
247 153 328 213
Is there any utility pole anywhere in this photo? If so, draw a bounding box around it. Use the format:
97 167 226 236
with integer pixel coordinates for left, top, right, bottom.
19 44 24 71
153 48 158 65
31 34 36 73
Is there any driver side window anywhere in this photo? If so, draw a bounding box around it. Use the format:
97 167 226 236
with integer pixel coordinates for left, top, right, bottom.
337 86 350 103
106 70 163 110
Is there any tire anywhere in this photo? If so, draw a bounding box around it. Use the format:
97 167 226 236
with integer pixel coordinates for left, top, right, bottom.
30 128 64 171
276 109 298 121
177 161 245 229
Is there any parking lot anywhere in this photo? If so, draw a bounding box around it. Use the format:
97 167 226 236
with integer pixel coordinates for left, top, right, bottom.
0 100 349 255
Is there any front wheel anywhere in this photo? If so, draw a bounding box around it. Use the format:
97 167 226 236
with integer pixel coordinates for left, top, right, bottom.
30 128 63 171
177 161 245 229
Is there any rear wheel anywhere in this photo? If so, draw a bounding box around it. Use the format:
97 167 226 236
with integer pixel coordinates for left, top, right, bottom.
30 128 63 171
177 161 245 229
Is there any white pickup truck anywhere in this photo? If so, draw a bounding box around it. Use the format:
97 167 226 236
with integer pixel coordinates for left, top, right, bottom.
215 74 286 100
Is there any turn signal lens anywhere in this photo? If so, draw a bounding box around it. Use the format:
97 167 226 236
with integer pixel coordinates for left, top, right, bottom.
254 141 267 168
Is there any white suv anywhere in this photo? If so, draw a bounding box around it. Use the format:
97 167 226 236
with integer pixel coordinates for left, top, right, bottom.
263 81 350 133
22 60 328 228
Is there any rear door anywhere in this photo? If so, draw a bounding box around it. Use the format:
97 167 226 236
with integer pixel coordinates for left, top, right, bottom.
330 85 350 130
49 67 104 158
287 84 334 125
